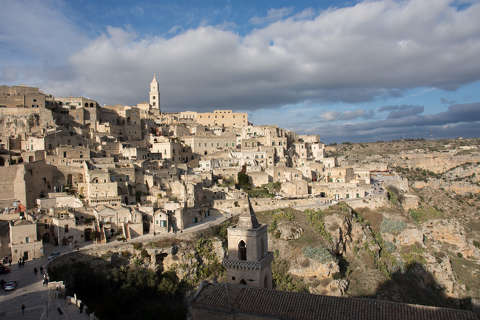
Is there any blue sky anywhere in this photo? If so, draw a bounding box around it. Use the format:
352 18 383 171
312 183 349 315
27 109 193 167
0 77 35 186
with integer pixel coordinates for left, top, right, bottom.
1 0 480 142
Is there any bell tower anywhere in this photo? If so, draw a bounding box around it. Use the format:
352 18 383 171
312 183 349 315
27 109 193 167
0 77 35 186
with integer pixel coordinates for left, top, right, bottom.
149 73 160 112
223 197 273 288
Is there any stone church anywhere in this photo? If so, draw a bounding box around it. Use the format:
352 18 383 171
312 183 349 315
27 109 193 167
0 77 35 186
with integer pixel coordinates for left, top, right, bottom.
189 199 480 320
223 198 273 289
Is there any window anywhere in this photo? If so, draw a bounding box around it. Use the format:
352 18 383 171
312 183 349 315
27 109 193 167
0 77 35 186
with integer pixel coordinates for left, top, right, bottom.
25 237 30 243
65 224 69 233
238 241 247 260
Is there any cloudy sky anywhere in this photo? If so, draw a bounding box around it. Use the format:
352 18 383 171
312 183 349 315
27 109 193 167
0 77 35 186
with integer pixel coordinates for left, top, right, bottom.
1 0 480 142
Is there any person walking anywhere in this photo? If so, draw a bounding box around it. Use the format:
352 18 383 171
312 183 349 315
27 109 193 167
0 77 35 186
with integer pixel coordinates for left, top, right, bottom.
33 267 38 276
21 304 25 316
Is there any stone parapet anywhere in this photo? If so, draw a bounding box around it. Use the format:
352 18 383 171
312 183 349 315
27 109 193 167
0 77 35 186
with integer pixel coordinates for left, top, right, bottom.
223 252 273 271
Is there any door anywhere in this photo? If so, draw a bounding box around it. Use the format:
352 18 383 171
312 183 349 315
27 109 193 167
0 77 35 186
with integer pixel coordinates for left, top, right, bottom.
23 251 29 260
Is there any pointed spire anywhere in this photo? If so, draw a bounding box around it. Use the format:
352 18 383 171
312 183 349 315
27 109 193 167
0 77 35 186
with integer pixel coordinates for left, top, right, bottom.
238 196 260 229
152 73 158 84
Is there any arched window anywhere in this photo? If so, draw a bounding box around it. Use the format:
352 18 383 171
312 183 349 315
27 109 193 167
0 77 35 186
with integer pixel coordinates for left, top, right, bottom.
238 240 246 260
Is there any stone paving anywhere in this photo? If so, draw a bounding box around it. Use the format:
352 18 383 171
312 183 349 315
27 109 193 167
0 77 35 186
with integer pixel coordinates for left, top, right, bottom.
0 253 90 320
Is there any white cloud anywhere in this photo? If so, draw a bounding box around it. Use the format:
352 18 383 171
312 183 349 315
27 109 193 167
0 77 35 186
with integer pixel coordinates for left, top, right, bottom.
3 0 480 113
249 7 294 25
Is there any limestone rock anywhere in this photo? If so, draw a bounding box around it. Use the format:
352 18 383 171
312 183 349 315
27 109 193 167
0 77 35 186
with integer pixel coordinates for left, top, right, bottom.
395 228 424 247
289 257 339 280
423 253 458 296
211 238 225 260
277 221 304 240
402 194 419 211
423 220 478 259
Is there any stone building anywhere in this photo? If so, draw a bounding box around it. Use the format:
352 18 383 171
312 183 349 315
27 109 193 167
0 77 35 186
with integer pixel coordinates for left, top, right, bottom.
223 198 273 289
9 219 43 262
182 133 237 156
149 74 160 111
0 85 47 109
0 162 64 208
193 110 247 128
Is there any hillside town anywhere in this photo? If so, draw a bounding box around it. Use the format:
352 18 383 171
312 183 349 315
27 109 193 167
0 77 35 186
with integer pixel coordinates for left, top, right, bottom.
0 76 383 258
1 77 480 319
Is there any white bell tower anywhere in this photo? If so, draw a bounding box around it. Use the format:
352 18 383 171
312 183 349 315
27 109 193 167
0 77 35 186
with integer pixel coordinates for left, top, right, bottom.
149 73 160 112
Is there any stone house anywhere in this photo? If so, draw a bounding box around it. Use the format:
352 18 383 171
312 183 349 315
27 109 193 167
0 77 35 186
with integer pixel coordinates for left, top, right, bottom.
181 134 237 157
281 180 308 197
9 219 43 262
248 171 270 187
78 163 121 206
325 167 355 183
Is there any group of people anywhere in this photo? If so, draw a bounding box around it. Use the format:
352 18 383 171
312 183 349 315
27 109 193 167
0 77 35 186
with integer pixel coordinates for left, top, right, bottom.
33 266 49 286
2 255 12 266
17 257 26 267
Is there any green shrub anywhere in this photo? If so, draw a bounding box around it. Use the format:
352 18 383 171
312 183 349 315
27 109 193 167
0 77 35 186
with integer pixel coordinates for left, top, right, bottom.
302 247 335 264
272 252 308 292
409 207 443 224
473 240 480 249
380 218 407 235
140 249 150 260
268 219 278 233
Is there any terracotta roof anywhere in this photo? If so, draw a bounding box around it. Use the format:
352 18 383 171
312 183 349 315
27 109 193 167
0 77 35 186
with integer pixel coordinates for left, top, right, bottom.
191 283 479 320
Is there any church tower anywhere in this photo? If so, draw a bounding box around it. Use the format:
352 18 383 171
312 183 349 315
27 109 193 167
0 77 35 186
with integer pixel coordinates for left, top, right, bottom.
223 197 273 288
149 73 160 112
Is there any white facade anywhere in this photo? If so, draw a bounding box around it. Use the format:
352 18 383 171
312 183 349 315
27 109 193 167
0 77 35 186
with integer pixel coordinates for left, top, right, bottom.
149 74 160 111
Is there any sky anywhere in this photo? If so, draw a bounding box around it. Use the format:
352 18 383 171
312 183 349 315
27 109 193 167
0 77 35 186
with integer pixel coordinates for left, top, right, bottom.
1 0 480 143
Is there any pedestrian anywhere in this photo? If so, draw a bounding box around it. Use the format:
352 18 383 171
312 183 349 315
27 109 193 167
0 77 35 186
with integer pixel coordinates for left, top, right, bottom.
21 304 25 315
40 266 43 274
34 267 38 276
8 257 11 266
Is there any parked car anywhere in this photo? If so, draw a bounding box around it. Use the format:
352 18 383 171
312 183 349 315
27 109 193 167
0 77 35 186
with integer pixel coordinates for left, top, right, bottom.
47 252 61 261
0 265 10 274
3 280 17 291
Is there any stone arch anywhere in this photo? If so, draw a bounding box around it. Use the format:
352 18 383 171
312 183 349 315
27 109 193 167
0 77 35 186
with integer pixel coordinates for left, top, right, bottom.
238 240 246 260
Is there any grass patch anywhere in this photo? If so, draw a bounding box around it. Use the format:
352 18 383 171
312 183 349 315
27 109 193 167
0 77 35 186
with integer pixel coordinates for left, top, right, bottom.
272 250 309 293
450 255 480 293
409 207 443 224
380 218 407 235
400 243 426 266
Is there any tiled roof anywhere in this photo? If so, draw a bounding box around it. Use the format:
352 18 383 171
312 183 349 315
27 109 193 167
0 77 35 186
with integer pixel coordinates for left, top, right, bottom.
191 283 479 320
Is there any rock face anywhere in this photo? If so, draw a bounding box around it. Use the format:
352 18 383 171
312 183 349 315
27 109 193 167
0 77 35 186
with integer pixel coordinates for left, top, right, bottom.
423 220 479 259
289 256 339 279
277 222 304 240
402 194 419 211
391 228 424 247
423 253 457 295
